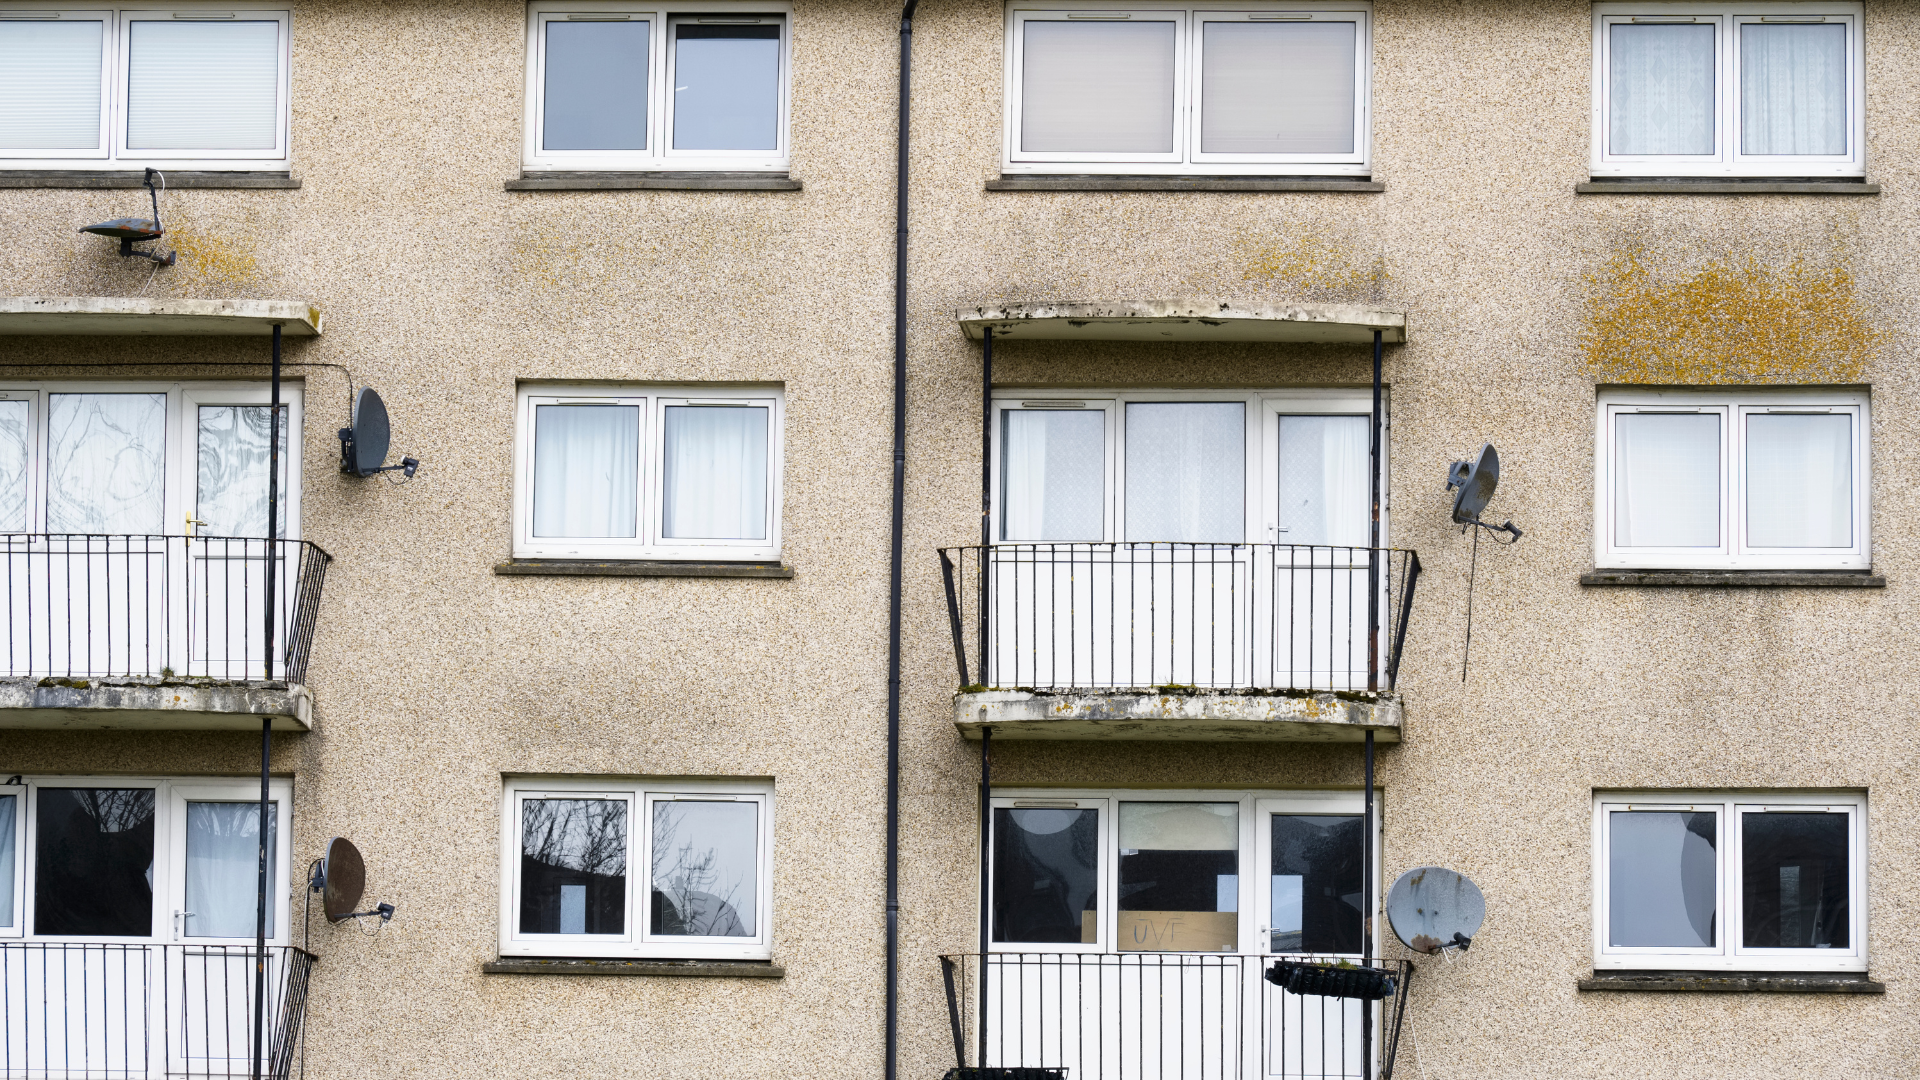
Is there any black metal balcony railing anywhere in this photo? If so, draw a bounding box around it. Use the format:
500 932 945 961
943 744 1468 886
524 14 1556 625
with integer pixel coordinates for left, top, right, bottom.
0 943 316 1080
0 535 332 684
937 544 1421 695
939 952 1412 1080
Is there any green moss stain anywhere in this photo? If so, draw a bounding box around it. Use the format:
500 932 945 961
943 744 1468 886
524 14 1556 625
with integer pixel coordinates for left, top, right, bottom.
1581 245 1885 384
1239 230 1389 301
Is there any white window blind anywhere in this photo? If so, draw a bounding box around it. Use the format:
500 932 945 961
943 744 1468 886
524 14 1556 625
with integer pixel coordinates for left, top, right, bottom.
0 19 102 150
125 20 279 150
1609 22 1716 156
1020 20 1176 154
1740 22 1846 156
1200 20 1354 155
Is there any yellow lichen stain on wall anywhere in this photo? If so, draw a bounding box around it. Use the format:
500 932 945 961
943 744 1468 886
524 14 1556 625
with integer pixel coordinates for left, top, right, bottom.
1238 230 1389 301
165 224 262 291
1581 245 1885 384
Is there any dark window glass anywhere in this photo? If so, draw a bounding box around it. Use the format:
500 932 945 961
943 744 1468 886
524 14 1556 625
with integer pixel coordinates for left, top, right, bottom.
1269 814 1362 954
1742 812 1849 949
34 788 156 937
519 799 627 935
992 807 1098 944
1118 802 1238 952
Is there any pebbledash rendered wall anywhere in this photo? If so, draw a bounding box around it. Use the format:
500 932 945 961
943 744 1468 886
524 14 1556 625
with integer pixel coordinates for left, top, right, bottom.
0 1 1915 1079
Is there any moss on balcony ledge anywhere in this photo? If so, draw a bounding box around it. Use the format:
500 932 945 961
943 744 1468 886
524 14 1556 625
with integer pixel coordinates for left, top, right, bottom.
953 688 1400 742
0 676 311 730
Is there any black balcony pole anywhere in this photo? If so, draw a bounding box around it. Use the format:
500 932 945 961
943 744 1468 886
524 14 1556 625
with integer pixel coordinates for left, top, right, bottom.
254 322 281 1080
978 727 991 1067
1364 327 1381 1077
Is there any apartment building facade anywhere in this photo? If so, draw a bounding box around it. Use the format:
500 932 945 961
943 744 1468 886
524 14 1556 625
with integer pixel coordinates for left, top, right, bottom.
0 1 1907 1078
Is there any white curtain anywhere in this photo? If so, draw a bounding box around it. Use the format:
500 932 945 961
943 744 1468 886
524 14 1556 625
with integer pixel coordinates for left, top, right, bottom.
0 19 101 149
1276 415 1368 547
1616 412 1720 548
46 393 166 535
1002 410 1104 542
662 405 768 540
1200 20 1354 155
126 20 278 150
1741 23 1846 156
1610 22 1715 156
0 400 29 533
197 405 289 538
1124 403 1244 543
1021 20 1175 154
1609 811 1716 948
1746 413 1851 548
0 793 14 927
532 404 639 538
184 801 275 938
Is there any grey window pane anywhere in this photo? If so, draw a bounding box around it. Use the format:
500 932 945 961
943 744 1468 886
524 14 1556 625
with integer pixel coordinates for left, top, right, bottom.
1746 413 1851 548
532 404 640 538
34 788 156 937
1742 812 1848 949
46 394 166 535
543 20 649 151
1021 20 1176 154
1201 21 1355 155
198 406 289 538
1610 23 1715 156
993 807 1099 944
519 799 627 935
184 801 276 938
1609 810 1716 948
0 793 15 927
661 405 768 540
1118 802 1238 952
1269 814 1362 954
1615 412 1719 548
1741 23 1846 156
1001 410 1105 542
0 399 29 532
1124 403 1244 543
672 24 780 151
651 800 758 937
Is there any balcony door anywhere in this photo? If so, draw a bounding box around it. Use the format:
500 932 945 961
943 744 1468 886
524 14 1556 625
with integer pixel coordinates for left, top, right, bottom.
1254 796 1371 1080
183 389 299 680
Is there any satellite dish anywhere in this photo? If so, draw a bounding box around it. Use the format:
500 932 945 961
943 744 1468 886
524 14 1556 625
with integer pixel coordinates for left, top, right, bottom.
340 388 391 477
320 837 367 922
1387 866 1485 955
1445 444 1521 540
77 168 175 266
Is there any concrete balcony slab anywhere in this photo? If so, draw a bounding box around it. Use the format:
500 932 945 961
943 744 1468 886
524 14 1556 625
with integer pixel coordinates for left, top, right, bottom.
0 677 311 730
954 688 1400 742
0 297 322 336
957 299 1406 344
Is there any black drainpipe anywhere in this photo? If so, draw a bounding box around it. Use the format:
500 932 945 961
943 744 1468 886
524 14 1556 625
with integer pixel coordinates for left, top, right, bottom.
885 2 920 1079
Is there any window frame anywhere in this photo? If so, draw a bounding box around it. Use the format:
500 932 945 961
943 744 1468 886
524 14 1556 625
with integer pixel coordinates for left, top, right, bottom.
521 0 793 174
0 3 292 170
987 787 1378 957
1001 1 1373 177
512 383 783 562
0 775 293 944
498 776 775 961
0 783 23 936
1589 2 1865 178
0 380 304 538
990 388 1382 547
1594 388 1868 571
1593 791 1866 972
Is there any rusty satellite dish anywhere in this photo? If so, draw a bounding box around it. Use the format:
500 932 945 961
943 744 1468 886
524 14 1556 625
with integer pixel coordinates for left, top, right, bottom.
1387 866 1484 955
319 837 367 922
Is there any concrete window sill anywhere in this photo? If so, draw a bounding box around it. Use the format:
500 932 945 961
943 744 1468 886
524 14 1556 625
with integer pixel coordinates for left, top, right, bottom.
506 171 800 192
1581 570 1884 588
1579 971 1883 994
494 559 793 579
0 171 299 189
483 958 784 978
987 175 1382 193
1576 179 1879 195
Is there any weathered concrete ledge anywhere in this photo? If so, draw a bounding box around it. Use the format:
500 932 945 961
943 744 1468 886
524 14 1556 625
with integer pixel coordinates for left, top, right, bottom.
494 559 793 579
483 958 784 978
1579 971 1884 994
0 170 300 189
0 676 311 730
1581 570 1884 588
958 298 1406 344
0 297 322 336
988 175 1383 193
506 171 801 191
954 688 1400 742
1576 180 1879 195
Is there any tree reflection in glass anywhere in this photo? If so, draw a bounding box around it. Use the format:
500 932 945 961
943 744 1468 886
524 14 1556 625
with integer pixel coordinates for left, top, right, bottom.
46 394 165 534
198 405 288 538
651 800 756 937
0 400 29 532
34 788 156 936
1269 814 1362 954
1742 811 1848 949
520 798 627 935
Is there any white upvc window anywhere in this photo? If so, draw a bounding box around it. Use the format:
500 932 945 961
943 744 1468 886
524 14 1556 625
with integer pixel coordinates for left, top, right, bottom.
1590 3 1864 178
498 777 774 961
513 383 782 562
0 5 290 170
1002 2 1371 176
0 776 292 943
991 389 1378 546
1594 792 1866 972
522 1 792 173
1595 389 1867 571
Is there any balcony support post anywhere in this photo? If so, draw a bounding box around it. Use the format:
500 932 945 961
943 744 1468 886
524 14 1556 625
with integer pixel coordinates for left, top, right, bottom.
254 321 281 1080
978 726 991 1067
1368 327 1381 693
978 329 993 686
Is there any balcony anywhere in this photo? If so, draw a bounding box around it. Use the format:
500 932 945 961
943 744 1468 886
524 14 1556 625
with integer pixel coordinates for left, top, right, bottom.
0 535 331 731
0 943 315 1079
938 952 1412 1080
937 544 1418 742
